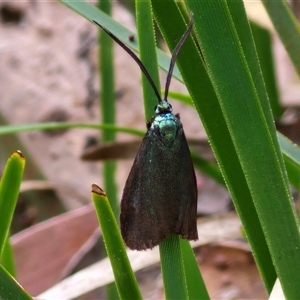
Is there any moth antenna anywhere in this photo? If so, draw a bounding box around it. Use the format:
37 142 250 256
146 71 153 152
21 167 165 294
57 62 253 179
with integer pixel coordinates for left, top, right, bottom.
164 13 194 101
93 20 162 103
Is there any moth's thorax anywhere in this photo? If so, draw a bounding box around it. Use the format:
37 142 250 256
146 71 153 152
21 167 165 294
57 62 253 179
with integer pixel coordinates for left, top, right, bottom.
151 112 180 147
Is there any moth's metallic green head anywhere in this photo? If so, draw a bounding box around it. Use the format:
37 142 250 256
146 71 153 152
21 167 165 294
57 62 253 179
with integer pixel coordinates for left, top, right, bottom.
155 100 172 115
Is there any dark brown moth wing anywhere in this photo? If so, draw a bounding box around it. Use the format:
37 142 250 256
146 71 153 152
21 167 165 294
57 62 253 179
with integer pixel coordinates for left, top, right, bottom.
120 121 198 250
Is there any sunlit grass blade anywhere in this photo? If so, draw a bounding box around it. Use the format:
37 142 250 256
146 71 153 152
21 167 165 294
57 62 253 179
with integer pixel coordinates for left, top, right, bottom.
0 151 25 256
97 0 118 218
226 1 286 179
262 0 300 78
135 1 195 297
91 184 142 300
0 123 144 137
167 91 193 107
185 0 300 298
180 240 210 299
97 0 119 297
136 0 160 120
0 265 33 300
1 239 16 277
250 22 282 119
229 0 293 205
159 235 188 300
278 132 300 190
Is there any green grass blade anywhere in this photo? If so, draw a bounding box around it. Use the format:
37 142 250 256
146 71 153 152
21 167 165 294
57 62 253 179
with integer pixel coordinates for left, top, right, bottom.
135 2 189 298
1 239 16 277
91 184 142 300
136 0 160 119
0 123 144 137
250 21 282 119
97 0 119 219
226 1 287 181
97 1 119 298
0 265 33 300
186 1 300 298
159 235 188 300
278 132 300 190
167 91 193 107
151 0 276 292
0 151 25 256
262 0 300 78
98 0 115 143
180 240 210 300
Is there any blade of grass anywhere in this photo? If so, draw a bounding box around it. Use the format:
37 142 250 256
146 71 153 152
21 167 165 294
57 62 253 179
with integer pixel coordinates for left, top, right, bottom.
136 0 160 119
135 1 190 298
97 1 119 298
180 239 210 300
0 265 33 300
91 184 142 300
278 132 300 191
262 0 300 78
0 123 144 137
0 151 25 256
97 0 118 217
151 0 276 292
250 21 282 119
167 91 193 107
1 239 16 277
186 1 300 298
226 1 286 180
159 235 188 300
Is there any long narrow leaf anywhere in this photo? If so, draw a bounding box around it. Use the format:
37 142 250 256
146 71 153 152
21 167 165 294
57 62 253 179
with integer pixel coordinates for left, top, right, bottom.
97 1 119 298
0 265 33 300
91 184 142 300
136 0 160 119
1 239 16 277
278 132 300 190
159 235 188 300
0 123 144 137
180 240 210 299
135 1 191 298
98 0 118 217
262 0 300 78
0 151 25 256
226 1 286 181
186 1 300 298
250 22 282 119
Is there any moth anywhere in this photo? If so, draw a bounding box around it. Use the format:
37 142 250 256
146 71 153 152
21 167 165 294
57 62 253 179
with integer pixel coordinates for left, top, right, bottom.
94 15 198 250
